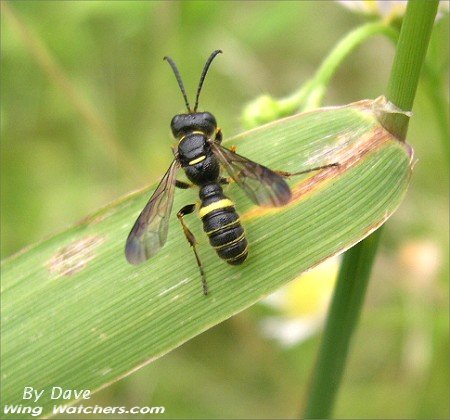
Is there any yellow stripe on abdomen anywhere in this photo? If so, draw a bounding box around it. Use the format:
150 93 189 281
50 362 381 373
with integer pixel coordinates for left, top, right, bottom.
199 199 234 219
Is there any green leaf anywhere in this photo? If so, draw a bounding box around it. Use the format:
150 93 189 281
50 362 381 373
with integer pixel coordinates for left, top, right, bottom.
303 3 440 417
1 97 413 418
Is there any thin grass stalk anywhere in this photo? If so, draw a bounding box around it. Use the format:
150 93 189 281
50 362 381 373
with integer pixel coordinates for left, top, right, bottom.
303 1 440 418
0 2 143 181
242 21 398 128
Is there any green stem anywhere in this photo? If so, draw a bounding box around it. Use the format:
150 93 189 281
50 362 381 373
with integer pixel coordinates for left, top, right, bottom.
242 21 398 128
303 232 382 418
380 1 440 141
282 21 398 112
303 2 439 418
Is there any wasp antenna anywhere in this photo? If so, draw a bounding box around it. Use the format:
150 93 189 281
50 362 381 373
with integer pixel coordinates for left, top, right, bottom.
164 55 191 112
193 50 222 112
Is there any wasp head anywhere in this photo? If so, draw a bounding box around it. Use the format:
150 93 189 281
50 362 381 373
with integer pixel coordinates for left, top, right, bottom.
171 112 217 139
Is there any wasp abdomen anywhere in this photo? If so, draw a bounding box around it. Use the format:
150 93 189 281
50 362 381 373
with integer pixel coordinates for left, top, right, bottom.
199 185 248 265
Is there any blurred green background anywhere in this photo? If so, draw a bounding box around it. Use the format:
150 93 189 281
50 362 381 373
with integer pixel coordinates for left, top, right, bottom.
1 1 448 418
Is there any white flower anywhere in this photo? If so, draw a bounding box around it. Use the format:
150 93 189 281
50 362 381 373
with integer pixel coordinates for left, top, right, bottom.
338 0 448 21
259 257 339 347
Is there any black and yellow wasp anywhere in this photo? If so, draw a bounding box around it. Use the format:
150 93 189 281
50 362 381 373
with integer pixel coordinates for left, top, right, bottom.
125 50 336 295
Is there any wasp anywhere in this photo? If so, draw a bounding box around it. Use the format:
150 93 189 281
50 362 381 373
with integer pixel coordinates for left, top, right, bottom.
125 50 337 295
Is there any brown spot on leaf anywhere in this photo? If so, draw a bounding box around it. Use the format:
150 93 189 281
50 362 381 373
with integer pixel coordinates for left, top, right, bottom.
47 235 105 277
242 127 397 221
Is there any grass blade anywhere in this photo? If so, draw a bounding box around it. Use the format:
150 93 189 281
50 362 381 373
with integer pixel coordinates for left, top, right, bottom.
1 98 413 418
303 2 439 417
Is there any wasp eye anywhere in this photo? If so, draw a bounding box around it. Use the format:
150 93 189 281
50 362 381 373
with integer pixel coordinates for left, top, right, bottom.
170 114 188 137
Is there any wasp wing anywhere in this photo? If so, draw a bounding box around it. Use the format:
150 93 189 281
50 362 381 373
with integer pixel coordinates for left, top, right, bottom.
125 159 180 265
210 142 291 207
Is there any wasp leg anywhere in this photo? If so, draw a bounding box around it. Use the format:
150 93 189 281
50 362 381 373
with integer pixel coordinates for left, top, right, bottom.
214 128 237 153
219 177 231 185
177 204 208 296
275 163 340 178
176 180 193 189
215 128 223 143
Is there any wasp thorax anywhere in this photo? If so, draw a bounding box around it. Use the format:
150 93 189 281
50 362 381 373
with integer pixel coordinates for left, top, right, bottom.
177 133 208 162
171 112 217 138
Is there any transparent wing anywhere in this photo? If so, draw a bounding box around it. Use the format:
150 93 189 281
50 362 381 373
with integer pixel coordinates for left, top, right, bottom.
210 142 291 207
125 160 180 265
